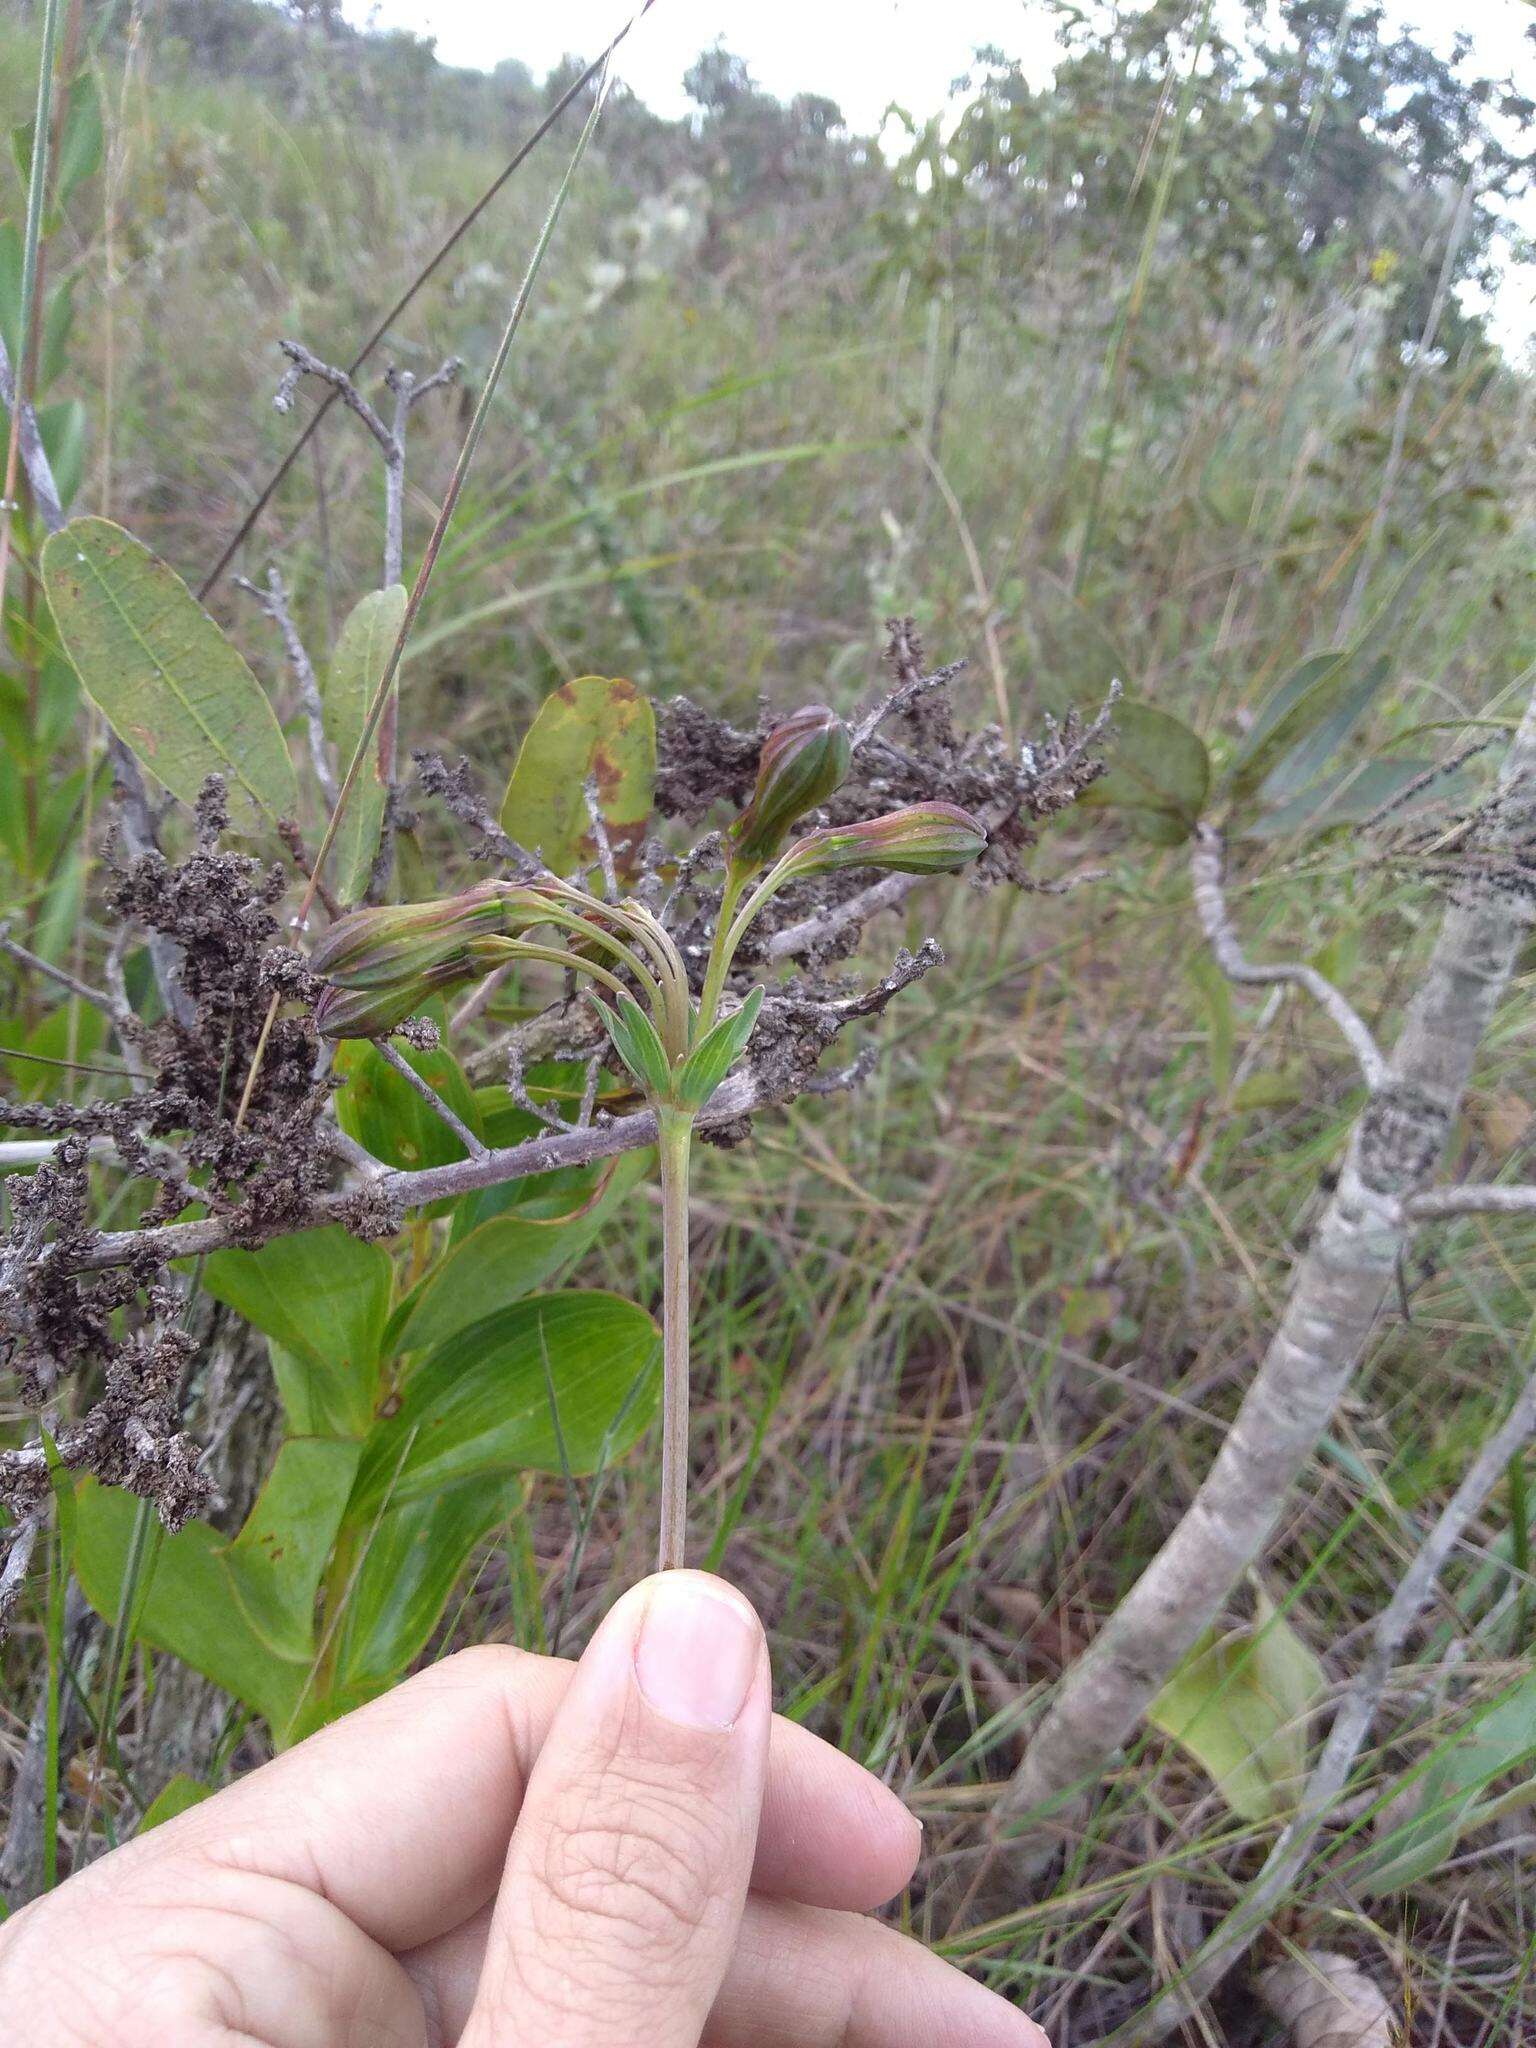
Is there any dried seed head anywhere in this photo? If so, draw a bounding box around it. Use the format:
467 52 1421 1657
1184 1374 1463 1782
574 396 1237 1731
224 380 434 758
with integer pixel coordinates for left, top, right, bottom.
777 802 988 881
730 705 852 865
312 881 550 1038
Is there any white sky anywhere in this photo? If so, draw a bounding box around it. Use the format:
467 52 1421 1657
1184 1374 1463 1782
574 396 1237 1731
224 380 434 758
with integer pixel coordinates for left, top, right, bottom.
343 1 1536 345
344 0 1535 128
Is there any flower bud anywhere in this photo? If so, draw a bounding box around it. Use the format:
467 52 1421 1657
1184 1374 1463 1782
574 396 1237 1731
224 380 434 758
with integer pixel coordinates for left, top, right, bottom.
730 704 851 866
777 803 987 881
312 881 546 1038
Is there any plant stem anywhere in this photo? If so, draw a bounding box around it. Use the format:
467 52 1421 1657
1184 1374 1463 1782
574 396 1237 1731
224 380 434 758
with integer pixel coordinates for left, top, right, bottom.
656 1107 694 1571
697 864 753 1031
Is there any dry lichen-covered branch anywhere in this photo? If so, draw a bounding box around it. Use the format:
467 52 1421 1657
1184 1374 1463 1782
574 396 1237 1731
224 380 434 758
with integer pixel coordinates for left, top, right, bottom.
1004 681 1536 1834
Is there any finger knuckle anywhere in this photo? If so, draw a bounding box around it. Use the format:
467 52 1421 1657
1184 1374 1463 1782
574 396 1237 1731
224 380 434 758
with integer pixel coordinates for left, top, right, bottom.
534 1768 723 1961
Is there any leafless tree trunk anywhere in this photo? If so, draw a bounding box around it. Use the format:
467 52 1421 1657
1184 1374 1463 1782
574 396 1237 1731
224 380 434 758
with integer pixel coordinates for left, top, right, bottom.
1003 684 1536 1828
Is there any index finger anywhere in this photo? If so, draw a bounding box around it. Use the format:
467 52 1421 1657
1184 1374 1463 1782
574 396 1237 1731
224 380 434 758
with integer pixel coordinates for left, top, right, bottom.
97 1638 920 1953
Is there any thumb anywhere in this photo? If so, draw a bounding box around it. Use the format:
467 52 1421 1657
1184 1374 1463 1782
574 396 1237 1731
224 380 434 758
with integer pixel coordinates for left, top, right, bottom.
463 1570 770 2048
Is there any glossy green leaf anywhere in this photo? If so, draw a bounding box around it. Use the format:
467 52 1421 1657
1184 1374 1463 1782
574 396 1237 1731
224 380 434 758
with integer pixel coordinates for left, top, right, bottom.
596 990 671 1099
500 675 655 875
1149 1591 1324 1821
138 1775 212 1833
333 1024 483 1194
1359 1670 1536 1896
41 518 299 831
73 1436 362 1739
352 1290 659 1513
325 1480 511 1714
1078 701 1210 843
394 1151 648 1356
200 1226 393 1440
322 584 407 903
675 986 763 1111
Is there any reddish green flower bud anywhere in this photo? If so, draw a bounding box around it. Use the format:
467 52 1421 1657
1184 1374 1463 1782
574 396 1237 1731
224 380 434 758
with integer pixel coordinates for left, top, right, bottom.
730 704 851 866
311 882 547 1038
777 803 988 881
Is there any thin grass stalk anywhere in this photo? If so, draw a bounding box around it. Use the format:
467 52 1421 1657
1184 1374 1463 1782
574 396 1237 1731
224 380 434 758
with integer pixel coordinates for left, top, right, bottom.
234 63 615 1126
1072 0 1212 595
195 2 654 599
0 0 65 599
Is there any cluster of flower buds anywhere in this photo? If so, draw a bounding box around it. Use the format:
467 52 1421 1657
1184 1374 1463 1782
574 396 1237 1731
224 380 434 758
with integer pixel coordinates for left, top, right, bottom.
729 704 852 867
311 880 546 1039
308 701 988 1044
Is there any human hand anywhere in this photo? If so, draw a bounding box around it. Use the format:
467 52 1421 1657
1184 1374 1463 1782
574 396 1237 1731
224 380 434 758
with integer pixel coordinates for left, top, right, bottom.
0 1570 1047 2046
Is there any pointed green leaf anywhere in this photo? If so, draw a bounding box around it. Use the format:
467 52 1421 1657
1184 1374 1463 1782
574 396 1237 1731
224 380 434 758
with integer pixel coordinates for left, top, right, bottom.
595 990 672 1100
1228 651 1349 801
500 675 655 875
138 1775 212 1833
73 1437 362 1740
199 1226 392 1440
1244 755 1470 843
394 1150 648 1356
675 986 764 1111
41 518 299 831
325 1481 511 1715
1257 656 1391 806
323 584 407 903
1359 1670 1536 1896
352 1290 659 1514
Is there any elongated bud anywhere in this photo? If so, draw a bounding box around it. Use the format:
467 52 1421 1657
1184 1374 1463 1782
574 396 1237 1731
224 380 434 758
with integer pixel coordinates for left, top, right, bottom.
312 881 548 1038
730 704 851 866
776 802 987 881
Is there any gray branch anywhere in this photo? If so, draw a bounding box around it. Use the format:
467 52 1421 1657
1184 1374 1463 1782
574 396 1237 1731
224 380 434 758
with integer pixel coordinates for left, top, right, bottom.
375 1038 487 1159
235 566 337 805
1191 825 1386 1088
1003 679 1536 1833
1407 1184 1536 1221
1107 1353 1536 2045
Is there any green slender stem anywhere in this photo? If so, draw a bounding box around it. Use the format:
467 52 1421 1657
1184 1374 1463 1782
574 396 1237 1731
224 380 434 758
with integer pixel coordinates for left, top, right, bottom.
697 863 755 1032
539 885 692 1055
656 1107 694 1571
482 936 638 1006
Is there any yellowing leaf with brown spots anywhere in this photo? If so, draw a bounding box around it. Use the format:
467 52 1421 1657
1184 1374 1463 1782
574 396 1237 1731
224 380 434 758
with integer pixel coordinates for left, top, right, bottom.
500 675 655 877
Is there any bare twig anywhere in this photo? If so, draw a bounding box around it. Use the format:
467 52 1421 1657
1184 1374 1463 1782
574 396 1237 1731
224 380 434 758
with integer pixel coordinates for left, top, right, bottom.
274 340 395 456
191 13 650 599
236 567 337 805
375 1039 487 1158
1407 1184 1536 1221
1190 824 1386 1088
1106 1349 1536 2045
0 1513 41 1631
0 922 130 1034
851 659 969 751
583 773 621 902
